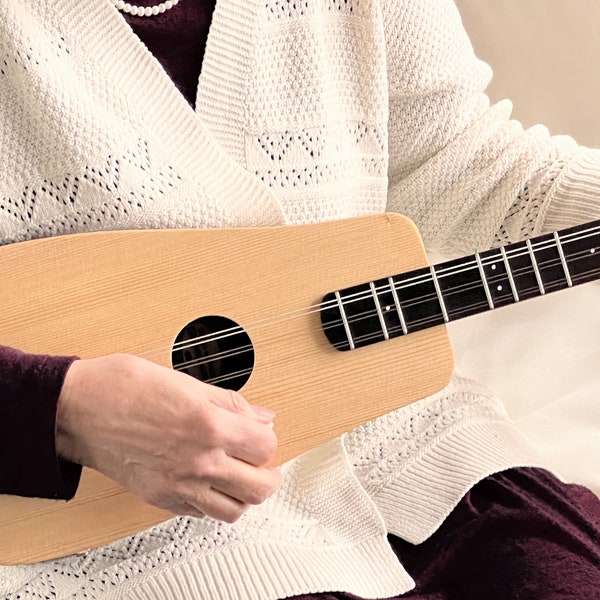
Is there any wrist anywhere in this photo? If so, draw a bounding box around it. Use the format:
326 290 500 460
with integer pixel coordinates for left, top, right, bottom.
56 358 85 464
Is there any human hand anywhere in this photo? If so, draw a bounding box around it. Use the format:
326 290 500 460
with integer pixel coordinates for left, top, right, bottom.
55 353 281 522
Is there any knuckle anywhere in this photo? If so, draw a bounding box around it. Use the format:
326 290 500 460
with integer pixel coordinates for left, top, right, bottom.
142 486 171 511
206 427 227 450
246 427 278 465
247 474 280 505
247 486 269 505
265 430 278 457
254 430 278 464
191 453 221 481
223 505 247 523
197 413 228 448
225 389 247 414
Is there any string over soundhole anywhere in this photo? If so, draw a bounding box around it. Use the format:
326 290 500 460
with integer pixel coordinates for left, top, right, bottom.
171 315 255 391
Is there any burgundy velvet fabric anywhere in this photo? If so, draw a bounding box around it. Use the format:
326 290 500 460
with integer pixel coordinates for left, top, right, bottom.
287 468 600 600
123 0 216 106
0 345 80 498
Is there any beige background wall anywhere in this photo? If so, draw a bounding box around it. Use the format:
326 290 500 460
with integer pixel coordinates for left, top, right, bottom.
455 0 600 147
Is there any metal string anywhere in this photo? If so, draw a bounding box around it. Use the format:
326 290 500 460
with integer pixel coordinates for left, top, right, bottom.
158 230 600 385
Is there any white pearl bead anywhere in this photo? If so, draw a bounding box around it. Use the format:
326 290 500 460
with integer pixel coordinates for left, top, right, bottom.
111 0 183 17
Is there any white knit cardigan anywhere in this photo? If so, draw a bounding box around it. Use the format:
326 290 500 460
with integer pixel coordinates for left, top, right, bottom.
2 0 600 598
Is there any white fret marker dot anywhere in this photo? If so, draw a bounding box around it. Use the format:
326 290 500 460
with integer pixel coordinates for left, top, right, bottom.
385 306 391 311
491 264 497 270
497 285 503 291
591 248 596 254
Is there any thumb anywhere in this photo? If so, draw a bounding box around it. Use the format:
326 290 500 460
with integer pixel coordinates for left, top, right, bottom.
209 387 275 424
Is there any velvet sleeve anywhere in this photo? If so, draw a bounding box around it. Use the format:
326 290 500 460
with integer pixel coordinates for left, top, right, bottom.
0 345 82 499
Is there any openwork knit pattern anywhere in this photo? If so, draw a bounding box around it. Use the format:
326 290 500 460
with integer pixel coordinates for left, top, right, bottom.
345 377 507 493
2 377 539 600
2 0 600 598
2 0 600 251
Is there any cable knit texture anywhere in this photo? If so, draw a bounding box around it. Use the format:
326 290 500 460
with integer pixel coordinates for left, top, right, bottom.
1 0 599 598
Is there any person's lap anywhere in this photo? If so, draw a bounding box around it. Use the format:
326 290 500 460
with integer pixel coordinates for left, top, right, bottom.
287 468 600 600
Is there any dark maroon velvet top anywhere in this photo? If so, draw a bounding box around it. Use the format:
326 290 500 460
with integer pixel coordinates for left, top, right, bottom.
124 0 216 106
0 0 215 500
0 346 80 498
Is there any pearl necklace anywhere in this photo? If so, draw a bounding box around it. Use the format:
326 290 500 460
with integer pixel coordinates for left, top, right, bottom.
111 0 181 17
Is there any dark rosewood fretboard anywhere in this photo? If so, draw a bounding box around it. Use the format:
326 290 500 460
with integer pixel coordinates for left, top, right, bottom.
321 220 600 351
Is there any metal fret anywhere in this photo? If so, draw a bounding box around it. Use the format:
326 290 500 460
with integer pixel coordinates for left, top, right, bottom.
526 239 545 295
429 265 449 322
334 290 355 350
500 246 520 302
370 281 390 340
475 253 494 310
388 276 408 334
553 231 573 287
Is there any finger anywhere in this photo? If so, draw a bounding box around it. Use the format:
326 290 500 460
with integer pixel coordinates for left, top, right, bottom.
220 412 278 466
209 461 282 506
189 489 249 523
167 493 248 522
167 501 207 519
208 386 275 424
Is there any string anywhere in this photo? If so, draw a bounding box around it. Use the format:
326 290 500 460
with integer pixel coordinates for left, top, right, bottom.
168 239 600 381
193 266 600 387
192 263 600 387
315 251 600 347
164 228 600 367
166 224 600 359
165 226 600 350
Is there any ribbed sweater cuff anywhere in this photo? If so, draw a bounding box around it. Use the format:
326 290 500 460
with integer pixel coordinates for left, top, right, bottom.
373 419 543 544
543 148 600 232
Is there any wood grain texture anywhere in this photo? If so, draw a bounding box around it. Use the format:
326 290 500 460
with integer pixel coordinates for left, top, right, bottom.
0 213 454 564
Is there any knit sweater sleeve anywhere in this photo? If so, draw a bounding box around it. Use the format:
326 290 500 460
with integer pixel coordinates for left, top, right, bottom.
382 0 600 255
0 345 81 499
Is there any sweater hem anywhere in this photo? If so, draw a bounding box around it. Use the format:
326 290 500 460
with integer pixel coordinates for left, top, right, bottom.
373 418 545 544
124 537 415 600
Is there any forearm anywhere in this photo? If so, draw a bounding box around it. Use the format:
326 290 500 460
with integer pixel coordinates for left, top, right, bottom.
539 148 600 233
382 0 600 255
0 345 81 499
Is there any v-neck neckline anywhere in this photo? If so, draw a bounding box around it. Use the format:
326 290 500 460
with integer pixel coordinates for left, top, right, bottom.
82 0 259 162
89 0 206 120
53 0 286 225
120 0 216 108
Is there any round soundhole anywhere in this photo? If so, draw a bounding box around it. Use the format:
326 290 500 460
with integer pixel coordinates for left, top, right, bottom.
171 315 255 391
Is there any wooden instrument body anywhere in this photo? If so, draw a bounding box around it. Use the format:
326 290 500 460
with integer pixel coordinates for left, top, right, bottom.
0 213 453 564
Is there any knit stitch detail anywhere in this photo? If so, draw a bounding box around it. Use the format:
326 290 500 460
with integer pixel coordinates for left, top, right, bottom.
543 148 600 232
1 440 415 600
343 375 542 543
0 0 593 597
0 0 286 246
